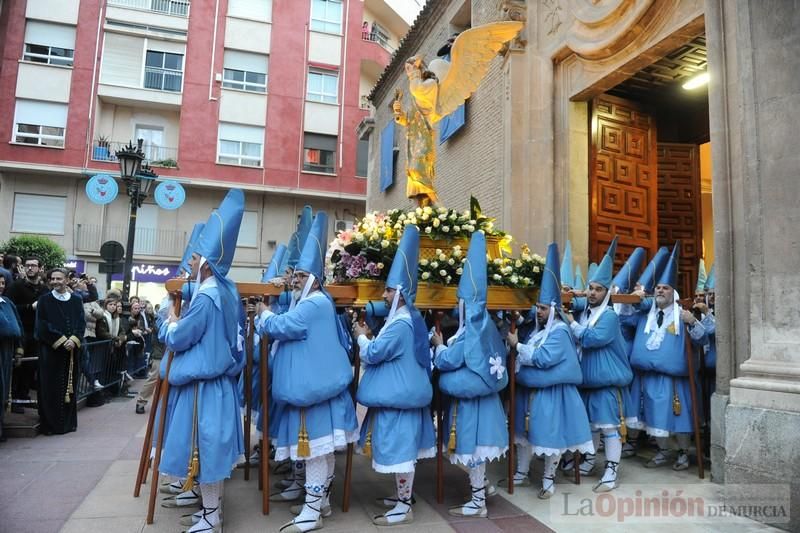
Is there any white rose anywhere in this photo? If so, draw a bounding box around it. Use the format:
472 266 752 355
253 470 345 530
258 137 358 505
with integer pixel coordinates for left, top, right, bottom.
438 213 448 220
425 226 432 234
510 275 519 284
421 272 430 280
443 226 450 233
432 218 440 227
439 270 447 277
431 261 439 268
381 240 390 248
421 213 429 221
420 259 429 266
415 207 423 216
453 225 460 232
377 262 384 269
456 267 463 275
493 274 502 281
448 258 455 265
515 260 523 268
533 266 540 273
438 253 447 261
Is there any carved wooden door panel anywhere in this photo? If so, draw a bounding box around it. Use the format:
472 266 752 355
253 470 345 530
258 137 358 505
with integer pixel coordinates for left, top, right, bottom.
657 143 701 297
589 94 658 270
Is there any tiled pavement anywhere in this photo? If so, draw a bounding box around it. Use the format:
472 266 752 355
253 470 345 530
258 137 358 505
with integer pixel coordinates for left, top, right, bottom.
0 388 785 533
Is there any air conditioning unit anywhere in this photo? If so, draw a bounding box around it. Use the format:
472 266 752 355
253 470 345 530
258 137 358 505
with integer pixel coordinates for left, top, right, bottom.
334 219 351 233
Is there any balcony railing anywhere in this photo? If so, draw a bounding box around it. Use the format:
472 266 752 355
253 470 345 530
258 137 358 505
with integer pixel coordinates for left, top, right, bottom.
144 66 183 92
360 95 371 110
108 0 190 17
91 140 178 168
76 223 186 258
361 31 395 54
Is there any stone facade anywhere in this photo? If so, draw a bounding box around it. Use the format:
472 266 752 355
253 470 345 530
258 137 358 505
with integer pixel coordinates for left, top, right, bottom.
367 0 800 529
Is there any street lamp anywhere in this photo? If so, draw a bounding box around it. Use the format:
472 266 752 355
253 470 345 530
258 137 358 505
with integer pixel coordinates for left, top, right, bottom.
116 139 158 313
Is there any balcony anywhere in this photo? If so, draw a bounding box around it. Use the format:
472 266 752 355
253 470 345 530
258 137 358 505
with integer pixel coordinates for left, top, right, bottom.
361 29 395 54
76 223 186 258
107 0 190 17
91 140 178 169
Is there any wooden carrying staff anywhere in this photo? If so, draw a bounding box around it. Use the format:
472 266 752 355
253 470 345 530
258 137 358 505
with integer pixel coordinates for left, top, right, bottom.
683 321 705 480
506 318 516 495
134 292 181 497
259 326 270 514
143 293 182 524
342 309 364 512
434 312 445 504
243 305 255 481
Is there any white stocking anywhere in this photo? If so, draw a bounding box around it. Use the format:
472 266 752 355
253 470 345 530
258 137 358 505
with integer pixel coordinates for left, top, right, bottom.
383 471 414 523
291 455 326 531
323 453 335 509
187 481 221 532
675 433 691 453
454 462 486 515
542 454 560 494
603 429 622 463
515 442 532 481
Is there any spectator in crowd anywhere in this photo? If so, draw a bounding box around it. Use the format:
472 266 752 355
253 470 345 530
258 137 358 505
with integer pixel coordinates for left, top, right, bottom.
134 294 169 414
5 256 48 413
0 252 14 288
362 20 370 39
36 268 85 435
127 301 151 379
0 275 24 442
3 255 23 282
96 296 128 386
82 285 106 400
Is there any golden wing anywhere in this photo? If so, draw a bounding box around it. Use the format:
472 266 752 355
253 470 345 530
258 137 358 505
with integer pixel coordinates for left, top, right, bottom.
436 21 524 119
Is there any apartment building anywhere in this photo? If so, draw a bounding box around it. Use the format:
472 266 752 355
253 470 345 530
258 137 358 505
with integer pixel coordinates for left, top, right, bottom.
0 0 420 285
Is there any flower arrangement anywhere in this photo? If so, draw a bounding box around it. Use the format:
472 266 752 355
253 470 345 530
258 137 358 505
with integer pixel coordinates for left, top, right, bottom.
328 204 545 289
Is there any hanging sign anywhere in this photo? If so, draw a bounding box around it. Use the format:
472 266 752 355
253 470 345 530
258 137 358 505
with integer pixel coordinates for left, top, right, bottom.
154 180 186 210
85 174 119 205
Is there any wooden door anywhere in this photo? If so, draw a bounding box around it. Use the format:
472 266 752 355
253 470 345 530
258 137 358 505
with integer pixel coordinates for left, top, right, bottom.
657 143 701 297
590 95 658 269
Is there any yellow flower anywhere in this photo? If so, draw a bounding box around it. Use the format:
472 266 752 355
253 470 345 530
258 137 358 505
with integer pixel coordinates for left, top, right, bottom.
432 218 440 228
515 260 523 268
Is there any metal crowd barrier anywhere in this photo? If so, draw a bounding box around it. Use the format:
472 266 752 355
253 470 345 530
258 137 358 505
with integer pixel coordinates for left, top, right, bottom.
76 339 131 401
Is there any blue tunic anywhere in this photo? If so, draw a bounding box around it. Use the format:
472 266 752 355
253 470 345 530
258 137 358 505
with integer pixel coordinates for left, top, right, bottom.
159 279 245 483
627 304 697 436
434 331 508 465
570 305 634 429
258 290 357 460
515 323 594 455
357 307 435 473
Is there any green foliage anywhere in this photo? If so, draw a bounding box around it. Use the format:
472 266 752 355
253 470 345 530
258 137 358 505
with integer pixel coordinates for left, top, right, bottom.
0 234 67 270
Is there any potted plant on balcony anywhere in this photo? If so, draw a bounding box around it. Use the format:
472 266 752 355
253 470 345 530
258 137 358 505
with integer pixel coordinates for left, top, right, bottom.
93 135 111 161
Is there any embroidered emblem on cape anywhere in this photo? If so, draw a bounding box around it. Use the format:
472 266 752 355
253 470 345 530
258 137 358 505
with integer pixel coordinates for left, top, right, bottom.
489 355 505 380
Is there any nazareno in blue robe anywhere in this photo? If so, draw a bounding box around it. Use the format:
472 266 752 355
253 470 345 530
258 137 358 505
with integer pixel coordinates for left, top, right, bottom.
357 306 436 473
569 301 635 430
515 322 594 456
158 278 245 483
258 290 358 461
434 329 508 466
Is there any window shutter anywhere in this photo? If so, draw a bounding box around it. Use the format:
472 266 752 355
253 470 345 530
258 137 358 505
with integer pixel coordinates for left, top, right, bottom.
218 122 265 144
380 121 395 192
14 100 68 128
224 50 267 74
24 20 76 49
12 194 66 234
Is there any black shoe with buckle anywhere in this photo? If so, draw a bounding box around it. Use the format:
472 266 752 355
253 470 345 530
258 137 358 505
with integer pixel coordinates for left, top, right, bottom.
135 403 145 414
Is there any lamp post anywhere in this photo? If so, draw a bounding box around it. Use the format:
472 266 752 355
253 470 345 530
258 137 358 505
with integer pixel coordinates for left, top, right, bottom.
116 139 157 313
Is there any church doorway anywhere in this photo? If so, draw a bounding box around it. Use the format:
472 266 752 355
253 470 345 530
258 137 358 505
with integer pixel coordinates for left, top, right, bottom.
587 35 712 299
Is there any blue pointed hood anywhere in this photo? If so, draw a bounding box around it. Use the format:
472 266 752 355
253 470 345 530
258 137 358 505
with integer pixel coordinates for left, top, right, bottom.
295 212 328 283
586 264 597 289
574 265 585 293
386 225 419 305
695 258 708 294
287 205 313 269
705 263 715 292
612 247 646 293
262 244 288 282
657 241 681 288
195 189 245 352
589 237 617 289
454 231 508 392
637 246 670 293
179 223 205 276
560 240 574 289
539 242 562 307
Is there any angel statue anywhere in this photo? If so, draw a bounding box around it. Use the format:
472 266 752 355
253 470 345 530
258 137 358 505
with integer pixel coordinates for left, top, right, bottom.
392 21 523 207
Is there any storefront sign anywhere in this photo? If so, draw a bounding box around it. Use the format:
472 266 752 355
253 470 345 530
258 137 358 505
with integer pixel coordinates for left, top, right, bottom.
112 263 179 283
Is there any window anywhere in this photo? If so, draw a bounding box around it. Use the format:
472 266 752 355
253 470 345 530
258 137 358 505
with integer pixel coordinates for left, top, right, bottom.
12 194 66 234
107 0 190 17
310 0 342 34
237 211 259 247
217 122 264 167
222 50 267 93
135 125 166 161
307 69 338 104
356 138 368 177
13 99 67 147
23 20 76 66
227 0 272 21
303 133 336 174
144 50 183 92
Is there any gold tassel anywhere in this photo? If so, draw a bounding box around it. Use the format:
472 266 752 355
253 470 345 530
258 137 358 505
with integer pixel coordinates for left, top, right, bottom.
363 410 373 458
182 448 199 491
672 391 682 416
447 400 458 454
182 384 200 492
64 350 74 403
297 409 311 457
524 391 532 434
616 389 627 443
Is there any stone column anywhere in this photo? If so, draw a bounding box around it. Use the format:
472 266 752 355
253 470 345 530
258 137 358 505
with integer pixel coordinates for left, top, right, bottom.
707 0 800 529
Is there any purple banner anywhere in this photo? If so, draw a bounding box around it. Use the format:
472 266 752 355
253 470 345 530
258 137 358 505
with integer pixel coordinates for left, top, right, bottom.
64 259 86 273
112 263 179 283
